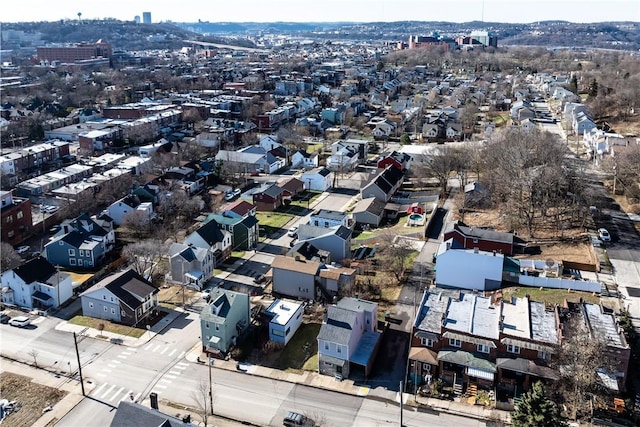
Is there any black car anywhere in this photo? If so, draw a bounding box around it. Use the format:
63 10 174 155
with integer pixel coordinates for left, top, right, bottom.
253 274 266 284
0 313 10 324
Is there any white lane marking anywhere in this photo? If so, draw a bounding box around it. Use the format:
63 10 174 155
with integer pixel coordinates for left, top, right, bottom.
102 369 112 373
160 378 172 384
177 362 189 368
177 351 185 359
100 384 116 399
108 364 116 368
168 349 177 357
93 383 108 397
159 347 168 355
155 384 168 389
111 360 121 364
151 344 161 353
169 370 181 375
144 344 153 351
117 355 127 359
175 365 187 370
121 351 133 356
164 374 177 379
109 386 125 401
97 373 107 378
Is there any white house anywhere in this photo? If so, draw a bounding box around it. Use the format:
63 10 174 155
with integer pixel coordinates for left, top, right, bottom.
301 167 333 191
434 240 505 290
291 149 319 169
309 209 351 229
106 195 154 226
326 145 358 172
183 219 233 267
166 243 214 290
265 299 304 346
317 297 380 378
0 256 73 310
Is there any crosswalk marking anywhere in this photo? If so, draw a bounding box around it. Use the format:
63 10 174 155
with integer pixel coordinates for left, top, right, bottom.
175 365 187 370
160 378 172 384
111 360 121 364
103 369 112 373
159 347 168 355
155 384 168 389
121 351 133 356
100 384 116 399
152 344 161 353
177 351 185 359
108 364 116 368
177 362 189 368
109 386 125 401
144 344 153 351
117 355 127 359
120 390 134 402
97 373 107 378
164 374 177 379
168 349 177 357
93 383 108 397
169 370 181 375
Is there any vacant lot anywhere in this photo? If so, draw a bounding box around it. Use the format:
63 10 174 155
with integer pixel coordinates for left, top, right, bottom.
158 284 199 308
0 372 67 427
262 323 321 373
501 286 601 307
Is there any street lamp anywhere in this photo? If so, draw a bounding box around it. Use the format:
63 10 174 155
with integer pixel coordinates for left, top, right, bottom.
208 358 214 415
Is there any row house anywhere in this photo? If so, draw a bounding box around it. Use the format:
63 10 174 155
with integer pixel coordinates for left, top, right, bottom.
0 140 70 182
409 291 630 398
1 190 32 246
16 164 93 197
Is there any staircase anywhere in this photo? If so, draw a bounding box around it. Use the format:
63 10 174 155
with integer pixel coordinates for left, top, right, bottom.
467 383 478 397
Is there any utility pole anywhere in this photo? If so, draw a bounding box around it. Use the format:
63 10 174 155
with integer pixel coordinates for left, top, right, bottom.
73 332 86 396
208 358 214 415
399 380 404 427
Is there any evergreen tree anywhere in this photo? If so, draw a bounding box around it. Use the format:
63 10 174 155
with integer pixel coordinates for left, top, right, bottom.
512 381 567 427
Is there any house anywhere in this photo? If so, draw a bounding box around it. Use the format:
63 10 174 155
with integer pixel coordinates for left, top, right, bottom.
520 118 536 132
291 149 319 169
326 144 359 172
286 241 331 264
297 225 352 263
318 266 357 296
110 401 185 427
200 288 250 355
446 123 462 140
215 150 265 175
44 214 116 270
252 183 285 211
361 165 404 202
352 197 387 227
434 241 516 290
0 190 32 246
106 195 154 226
225 200 257 218
443 221 522 256
265 299 304 346
207 212 259 250
278 177 304 199
80 269 159 326
371 121 395 139
271 255 322 299
166 243 213 290
377 151 412 172
0 256 72 310
422 123 443 140
463 182 491 208
301 167 333 191
309 209 351 229
317 297 381 379
183 219 232 267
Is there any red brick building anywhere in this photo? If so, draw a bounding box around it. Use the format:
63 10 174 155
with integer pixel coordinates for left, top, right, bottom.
1 190 32 246
37 39 112 63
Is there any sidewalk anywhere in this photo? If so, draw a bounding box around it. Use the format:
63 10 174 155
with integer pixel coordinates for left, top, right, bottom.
183 344 511 424
54 306 186 347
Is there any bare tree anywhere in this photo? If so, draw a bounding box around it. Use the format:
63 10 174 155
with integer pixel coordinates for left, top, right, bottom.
191 378 213 427
553 318 617 420
414 146 464 195
121 211 152 239
121 240 169 280
0 243 23 273
28 349 39 367
375 233 416 283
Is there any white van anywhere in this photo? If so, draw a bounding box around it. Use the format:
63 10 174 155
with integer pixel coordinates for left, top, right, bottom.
9 316 31 327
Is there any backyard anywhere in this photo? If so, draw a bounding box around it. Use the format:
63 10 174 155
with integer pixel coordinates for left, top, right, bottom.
0 372 67 427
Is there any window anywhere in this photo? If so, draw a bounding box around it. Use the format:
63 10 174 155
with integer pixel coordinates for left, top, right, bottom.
325 343 329 350
111 308 116 314
507 344 521 354
477 344 490 354
422 364 431 372
539 351 551 361
16 211 23 219
337 346 341 353
89 302 94 308
79 250 84 257
421 338 434 347
449 338 462 347
70 259 76 266
68 249 75 256
272 329 285 337
215 325 219 331
6 215 13 224
7 231 14 238
103 295 106 300
104 306 107 312
205 322 209 329
121 310 126 317
285 327 291 335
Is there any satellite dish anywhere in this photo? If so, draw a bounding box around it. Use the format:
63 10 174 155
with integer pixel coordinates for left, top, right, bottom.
545 258 555 269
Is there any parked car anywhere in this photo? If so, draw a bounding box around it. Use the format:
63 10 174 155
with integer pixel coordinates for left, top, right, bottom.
283 411 314 427
0 313 10 324
598 228 611 242
15 245 30 254
9 316 31 327
253 274 266 284
287 226 298 237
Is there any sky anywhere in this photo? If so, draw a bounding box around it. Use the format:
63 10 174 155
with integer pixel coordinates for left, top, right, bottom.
2 0 638 24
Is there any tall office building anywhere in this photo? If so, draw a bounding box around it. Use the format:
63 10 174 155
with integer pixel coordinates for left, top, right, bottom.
142 12 151 24
134 15 141 24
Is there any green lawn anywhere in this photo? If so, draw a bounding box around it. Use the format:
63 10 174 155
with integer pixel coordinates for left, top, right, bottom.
492 112 510 127
275 323 321 373
502 286 600 307
69 315 146 338
256 211 295 229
